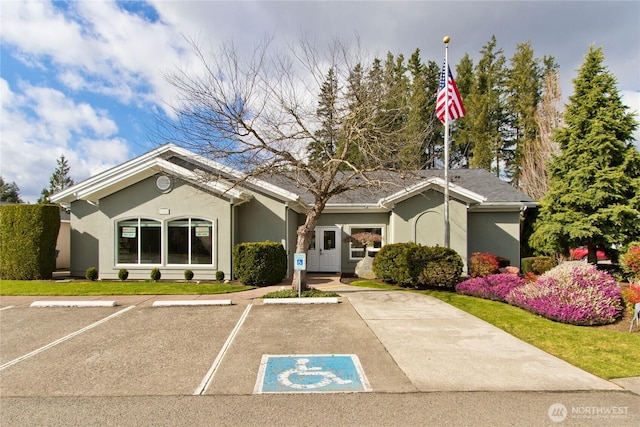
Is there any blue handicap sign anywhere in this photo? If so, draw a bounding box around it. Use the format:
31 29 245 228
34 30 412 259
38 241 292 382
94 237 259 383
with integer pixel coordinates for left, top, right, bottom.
254 354 371 393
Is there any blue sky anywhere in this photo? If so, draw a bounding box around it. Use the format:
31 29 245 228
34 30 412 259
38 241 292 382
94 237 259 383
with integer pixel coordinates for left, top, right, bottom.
1 1 639 203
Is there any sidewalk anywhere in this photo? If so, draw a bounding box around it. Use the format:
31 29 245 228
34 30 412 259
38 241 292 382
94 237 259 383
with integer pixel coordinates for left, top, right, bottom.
311 275 640 395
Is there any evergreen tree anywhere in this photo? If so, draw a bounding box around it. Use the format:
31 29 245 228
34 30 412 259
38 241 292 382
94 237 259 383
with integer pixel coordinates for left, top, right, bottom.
406 49 440 168
451 54 474 167
309 67 340 165
465 36 507 175
530 46 640 261
504 42 544 185
0 176 23 203
38 155 75 204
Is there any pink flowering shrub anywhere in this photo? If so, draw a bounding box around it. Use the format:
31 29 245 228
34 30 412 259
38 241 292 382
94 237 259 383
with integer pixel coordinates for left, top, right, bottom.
456 274 525 302
505 262 623 326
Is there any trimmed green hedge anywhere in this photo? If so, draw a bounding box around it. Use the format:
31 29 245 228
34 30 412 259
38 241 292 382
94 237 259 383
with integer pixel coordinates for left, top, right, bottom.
372 242 463 289
233 241 287 286
0 204 60 280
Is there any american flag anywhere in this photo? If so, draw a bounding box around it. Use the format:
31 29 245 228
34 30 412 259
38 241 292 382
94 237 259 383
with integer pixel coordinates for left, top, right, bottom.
435 63 466 124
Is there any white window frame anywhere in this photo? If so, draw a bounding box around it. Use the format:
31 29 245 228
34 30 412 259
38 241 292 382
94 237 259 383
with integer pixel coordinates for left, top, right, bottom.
116 218 163 266
115 217 216 268
166 217 215 267
346 225 384 260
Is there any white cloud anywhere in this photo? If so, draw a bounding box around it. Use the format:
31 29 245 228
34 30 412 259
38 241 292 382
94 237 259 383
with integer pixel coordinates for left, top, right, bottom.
0 78 131 203
0 0 191 109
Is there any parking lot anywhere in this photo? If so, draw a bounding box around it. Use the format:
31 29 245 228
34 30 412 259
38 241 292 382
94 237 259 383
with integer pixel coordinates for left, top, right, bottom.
1 289 639 426
0 298 413 398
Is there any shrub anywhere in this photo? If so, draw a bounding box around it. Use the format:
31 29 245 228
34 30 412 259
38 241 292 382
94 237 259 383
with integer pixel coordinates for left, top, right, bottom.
118 269 129 281
505 262 623 326
233 241 287 286
85 267 98 281
622 283 640 313
469 252 500 277
416 246 463 289
621 245 640 281
215 270 225 281
456 274 525 302
372 243 417 285
521 256 557 275
150 268 161 281
373 243 462 288
184 269 194 281
0 204 60 280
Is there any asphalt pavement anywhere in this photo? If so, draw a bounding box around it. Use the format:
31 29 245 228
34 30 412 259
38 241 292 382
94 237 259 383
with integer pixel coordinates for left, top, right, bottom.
0 274 638 426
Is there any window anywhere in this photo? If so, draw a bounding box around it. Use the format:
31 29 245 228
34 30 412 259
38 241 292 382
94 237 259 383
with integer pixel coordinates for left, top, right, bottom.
168 218 213 265
347 226 383 260
117 218 162 264
117 217 214 266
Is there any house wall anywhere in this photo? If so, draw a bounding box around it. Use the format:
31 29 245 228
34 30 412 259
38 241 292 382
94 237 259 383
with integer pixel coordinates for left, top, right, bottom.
55 220 71 270
312 212 389 273
390 189 469 270
236 192 287 244
468 210 521 268
70 175 233 280
69 201 101 277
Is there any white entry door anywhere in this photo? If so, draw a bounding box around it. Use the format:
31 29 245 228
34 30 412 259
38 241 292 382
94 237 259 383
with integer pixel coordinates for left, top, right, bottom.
307 226 341 272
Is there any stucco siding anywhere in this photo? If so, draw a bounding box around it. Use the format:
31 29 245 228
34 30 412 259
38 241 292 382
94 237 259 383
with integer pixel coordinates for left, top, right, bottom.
468 211 521 268
70 175 233 280
391 190 468 270
69 201 101 278
236 192 286 244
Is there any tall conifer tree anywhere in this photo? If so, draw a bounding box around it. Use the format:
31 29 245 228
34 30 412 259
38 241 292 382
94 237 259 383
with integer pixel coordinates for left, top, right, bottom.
530 46 640 261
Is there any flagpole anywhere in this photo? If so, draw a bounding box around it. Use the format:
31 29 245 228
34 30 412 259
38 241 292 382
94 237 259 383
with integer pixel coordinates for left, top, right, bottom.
443 35 450 248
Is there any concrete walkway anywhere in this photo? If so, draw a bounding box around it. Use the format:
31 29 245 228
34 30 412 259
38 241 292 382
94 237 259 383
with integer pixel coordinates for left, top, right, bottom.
313 276 639 395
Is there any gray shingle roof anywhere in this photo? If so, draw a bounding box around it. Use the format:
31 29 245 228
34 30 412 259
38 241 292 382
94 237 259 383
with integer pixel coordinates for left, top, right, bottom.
258 169 536 206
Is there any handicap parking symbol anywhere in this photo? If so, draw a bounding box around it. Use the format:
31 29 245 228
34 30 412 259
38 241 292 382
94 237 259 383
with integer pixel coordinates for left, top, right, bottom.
254 354 371 394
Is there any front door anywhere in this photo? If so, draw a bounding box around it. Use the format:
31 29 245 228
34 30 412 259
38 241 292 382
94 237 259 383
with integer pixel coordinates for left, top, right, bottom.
307 226 341 272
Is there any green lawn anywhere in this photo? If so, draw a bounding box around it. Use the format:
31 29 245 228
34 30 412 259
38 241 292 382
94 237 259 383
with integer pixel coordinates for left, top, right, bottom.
351 280 640 380
0 280 253 296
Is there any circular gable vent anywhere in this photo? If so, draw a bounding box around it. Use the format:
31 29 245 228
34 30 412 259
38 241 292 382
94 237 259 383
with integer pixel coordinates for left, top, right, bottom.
156 175 172 192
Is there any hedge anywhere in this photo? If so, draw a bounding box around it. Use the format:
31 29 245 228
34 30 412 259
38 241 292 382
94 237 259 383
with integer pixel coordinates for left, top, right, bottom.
0 204 60 280
372 243 463 288
233 241 287 286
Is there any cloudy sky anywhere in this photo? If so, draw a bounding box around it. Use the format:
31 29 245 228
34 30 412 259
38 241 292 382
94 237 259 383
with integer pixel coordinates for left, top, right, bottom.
1 1 639 203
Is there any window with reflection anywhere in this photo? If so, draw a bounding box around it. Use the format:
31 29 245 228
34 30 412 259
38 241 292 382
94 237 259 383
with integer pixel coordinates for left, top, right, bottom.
168 218 213 264
117 218 162 264
347 226 383 259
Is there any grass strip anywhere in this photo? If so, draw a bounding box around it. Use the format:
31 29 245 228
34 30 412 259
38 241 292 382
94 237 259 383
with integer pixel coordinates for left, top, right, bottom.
0 280 253 296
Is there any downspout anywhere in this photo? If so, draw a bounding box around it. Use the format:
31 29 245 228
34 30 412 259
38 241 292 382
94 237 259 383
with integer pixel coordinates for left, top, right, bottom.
285 202 290 278
230 203 234 280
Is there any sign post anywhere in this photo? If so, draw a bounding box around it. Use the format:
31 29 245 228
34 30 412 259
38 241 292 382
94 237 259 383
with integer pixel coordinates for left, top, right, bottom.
293 253 306 298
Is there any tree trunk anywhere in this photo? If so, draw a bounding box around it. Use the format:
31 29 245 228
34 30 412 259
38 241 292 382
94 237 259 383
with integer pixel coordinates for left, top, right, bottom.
587 243 598 265
291 204 324 290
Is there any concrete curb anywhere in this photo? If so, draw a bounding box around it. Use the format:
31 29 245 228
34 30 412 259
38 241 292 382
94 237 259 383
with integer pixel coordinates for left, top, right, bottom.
152 300 233 307
262 297 340 305
30 301 117 307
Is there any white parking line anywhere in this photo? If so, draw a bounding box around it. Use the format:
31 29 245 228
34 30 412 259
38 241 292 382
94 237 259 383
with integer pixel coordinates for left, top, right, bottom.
193 302 253 395
0 306 15 311
0 305 136 371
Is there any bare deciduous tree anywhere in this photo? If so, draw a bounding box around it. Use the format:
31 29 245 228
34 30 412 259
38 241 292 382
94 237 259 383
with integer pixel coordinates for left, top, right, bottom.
160 37 419 285
519 68 563 200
